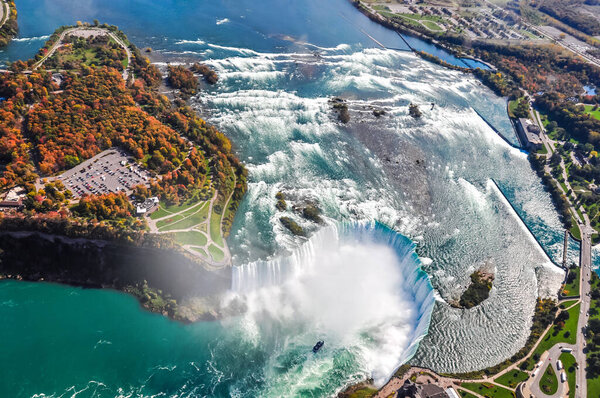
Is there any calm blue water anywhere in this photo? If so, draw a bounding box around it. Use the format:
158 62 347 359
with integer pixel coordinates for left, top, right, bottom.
0 0 573 395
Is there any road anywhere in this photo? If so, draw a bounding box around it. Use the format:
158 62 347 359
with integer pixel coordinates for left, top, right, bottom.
527 345 569 398
482 0 600 69
531 103 592 398
32 27 134 82
107 31 133 82
576 227 592 398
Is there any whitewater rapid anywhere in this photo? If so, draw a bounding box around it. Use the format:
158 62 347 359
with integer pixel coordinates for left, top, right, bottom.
164 40 569 373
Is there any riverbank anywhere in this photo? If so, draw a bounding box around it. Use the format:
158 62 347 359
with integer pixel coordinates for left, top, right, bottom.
0 230 231 322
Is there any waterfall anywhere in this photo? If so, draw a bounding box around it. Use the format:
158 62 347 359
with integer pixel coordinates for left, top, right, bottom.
231 221 436 384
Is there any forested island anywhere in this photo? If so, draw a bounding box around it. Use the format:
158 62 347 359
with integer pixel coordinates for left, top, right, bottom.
0 23 247 321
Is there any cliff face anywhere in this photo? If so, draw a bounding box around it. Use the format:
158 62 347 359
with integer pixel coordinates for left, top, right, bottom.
0 231 231 321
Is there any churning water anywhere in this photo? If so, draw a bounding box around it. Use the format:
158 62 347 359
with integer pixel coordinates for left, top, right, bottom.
0 0 577 395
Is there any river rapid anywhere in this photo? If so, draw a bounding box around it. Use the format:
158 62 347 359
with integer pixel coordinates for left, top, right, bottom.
0 0 579 396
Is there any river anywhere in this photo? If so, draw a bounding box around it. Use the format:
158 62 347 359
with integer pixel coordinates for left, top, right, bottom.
0 0 579 396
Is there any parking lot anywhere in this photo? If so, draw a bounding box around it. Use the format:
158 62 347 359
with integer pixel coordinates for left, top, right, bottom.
56 149 152 198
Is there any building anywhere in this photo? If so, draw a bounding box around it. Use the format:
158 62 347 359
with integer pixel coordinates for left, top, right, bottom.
136 196 159 216
396 380 450 398
420 384 449 398
0 198 23 210
516 118 543 151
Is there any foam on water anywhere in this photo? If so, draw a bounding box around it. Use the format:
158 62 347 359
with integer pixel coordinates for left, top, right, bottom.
230 222 435 391
192 43 567 372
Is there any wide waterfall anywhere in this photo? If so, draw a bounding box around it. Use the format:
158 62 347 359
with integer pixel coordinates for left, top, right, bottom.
230 222 435 389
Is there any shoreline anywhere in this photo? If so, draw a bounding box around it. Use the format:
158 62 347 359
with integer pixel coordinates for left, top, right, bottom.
0 229 231 323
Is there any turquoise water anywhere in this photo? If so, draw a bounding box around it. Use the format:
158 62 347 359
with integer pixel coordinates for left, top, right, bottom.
0 0 576 396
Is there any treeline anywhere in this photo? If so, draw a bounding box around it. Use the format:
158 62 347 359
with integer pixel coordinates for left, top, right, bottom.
190 63 218 84
44 34 127 71
167 65 198 96
471 42 600 95
529 153 573 229
0 23 247 232
536 93 600 146
0 1 17 47
534 0 600 36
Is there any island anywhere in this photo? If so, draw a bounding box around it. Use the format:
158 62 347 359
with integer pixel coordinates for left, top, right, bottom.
0 22 247 322
457 269 494 309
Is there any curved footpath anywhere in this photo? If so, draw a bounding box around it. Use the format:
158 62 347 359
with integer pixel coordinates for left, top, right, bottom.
0 1 8 30
147 174 237 269
32 26 133 82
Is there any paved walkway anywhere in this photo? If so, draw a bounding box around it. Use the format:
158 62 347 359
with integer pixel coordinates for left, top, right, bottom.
32 27 134 82
147 174 237 268
525 344 570 398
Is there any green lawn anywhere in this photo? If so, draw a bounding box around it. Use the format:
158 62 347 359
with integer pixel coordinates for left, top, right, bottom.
559 352 576 398
528 304 580 370
460 382 514 398
584 105 600 121
570 220 581 241
457 389 479 398
208 244 225 262
150 205 172 220
158 203 210 232
560 300 579 309
151 200 204 220
191 247 208 257
156 214 184 229
422 20 443 31
210 210 224 247
344 387 378 398
562 267 580 297
495 369 529 388
172 230 208 247
539 365 558 395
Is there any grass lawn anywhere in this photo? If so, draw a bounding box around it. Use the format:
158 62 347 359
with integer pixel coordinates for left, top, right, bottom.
208 244 225 262
422 20 443 31
191 247 208 257
460 382 514 398
527 304 580 370
344 387 378 398
562 267 580 297
159 203 210 232
150 200 204 220
156 214 184 230
584 105 600 121
560 300 579 309
494 369 529 388
539 365 558 395
559 353 576 398
172 230 208 247
457 389 479 398
508 99 518 118
210 210 224 247
570 221 581 241
150 205 172 220
537 145 548 155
